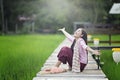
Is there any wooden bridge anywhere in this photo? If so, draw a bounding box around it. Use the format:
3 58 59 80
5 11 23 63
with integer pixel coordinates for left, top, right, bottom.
33 38 108 80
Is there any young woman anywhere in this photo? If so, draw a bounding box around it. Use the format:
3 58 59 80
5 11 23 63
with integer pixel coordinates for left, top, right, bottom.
40 27 100 74
54 27 100 72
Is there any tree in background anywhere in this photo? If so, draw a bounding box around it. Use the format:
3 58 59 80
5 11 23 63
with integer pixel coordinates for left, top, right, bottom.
0 0 119 34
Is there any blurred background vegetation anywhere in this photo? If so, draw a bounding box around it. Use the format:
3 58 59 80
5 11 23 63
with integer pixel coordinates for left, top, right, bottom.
0 0 120 34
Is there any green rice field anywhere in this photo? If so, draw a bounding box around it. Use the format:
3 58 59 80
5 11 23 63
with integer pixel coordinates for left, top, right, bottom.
0 34 65 80
0 34 120 80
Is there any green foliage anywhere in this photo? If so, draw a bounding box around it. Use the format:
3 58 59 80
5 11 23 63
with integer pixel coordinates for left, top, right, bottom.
0 34 64 80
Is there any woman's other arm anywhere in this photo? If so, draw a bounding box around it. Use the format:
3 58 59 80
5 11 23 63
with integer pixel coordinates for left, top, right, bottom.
86 46 100 55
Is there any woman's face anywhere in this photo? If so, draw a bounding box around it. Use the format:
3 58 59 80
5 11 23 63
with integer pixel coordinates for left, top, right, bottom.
74 28 83 38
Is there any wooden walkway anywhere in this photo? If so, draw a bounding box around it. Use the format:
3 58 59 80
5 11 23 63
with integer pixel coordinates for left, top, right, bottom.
33 39 108 80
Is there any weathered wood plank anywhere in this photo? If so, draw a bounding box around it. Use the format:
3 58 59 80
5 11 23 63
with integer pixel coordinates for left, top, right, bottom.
33 77 108 80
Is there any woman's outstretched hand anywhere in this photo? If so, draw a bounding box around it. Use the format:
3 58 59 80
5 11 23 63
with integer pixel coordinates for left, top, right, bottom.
93 50 101 55
58 27 65 32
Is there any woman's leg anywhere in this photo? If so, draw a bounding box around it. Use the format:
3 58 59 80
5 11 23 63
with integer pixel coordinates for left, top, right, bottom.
57 47 73 68
80 63 87 72
55 60 62 67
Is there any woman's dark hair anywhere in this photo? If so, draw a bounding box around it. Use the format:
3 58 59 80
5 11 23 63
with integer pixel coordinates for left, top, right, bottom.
81 29 87 45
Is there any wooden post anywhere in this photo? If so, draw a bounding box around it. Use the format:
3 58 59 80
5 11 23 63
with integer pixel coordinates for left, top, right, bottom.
109 34 111 45
0 0 5 35
31 21 35 33
15 24 18 33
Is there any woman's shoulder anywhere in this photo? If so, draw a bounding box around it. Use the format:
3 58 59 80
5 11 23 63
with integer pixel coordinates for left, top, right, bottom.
77 38 84 41
77 38 86 44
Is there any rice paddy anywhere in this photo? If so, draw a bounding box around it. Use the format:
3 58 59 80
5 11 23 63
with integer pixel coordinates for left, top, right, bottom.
0 34 64 80
0 34 120 80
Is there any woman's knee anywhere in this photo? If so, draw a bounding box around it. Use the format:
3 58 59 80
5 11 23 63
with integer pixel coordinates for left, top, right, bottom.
61 46 70 51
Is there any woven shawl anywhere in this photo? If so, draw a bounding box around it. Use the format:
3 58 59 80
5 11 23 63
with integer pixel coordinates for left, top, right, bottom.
72 39 80 72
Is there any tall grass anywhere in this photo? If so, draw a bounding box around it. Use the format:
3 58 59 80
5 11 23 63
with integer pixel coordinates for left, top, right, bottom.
100 50 120 80
0 34 64 80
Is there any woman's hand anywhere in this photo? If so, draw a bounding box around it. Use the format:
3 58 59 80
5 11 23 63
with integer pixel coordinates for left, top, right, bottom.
87 47 100 55
93 50 100 55
58 27 65 32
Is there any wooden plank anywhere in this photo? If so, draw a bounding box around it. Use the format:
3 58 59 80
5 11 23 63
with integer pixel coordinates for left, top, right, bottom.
33 77 108 80
37 69 105 77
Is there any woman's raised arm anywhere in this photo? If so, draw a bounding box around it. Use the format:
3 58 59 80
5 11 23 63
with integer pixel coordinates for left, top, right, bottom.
58 27 74 42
